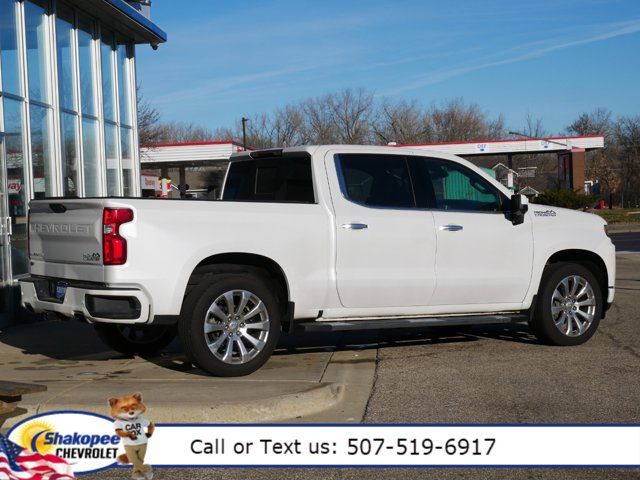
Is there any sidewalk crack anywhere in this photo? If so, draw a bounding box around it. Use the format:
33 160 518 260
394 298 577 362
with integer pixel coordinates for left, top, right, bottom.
318 351 334 383
362 346 380 422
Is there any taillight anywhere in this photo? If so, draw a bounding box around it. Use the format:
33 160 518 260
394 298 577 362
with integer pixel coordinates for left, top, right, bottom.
103 208 134 265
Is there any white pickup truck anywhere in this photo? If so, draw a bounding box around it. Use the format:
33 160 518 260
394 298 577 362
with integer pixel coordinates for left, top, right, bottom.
20 145 616 376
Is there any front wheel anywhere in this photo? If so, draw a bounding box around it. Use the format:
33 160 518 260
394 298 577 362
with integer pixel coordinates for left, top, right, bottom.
178 273 281 377
530 262 603 346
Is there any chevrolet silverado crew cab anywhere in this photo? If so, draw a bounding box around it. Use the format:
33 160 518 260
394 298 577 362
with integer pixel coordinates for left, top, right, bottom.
20 145 616 376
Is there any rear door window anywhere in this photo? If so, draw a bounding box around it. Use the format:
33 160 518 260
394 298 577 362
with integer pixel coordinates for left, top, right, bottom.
222 154 315 203
336 154 415 208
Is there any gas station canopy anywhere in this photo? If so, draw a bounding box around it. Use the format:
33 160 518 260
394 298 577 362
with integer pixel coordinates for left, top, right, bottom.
394 134 604 156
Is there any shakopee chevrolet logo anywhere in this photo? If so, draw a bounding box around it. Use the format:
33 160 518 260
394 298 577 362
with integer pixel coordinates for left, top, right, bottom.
8 411 119 473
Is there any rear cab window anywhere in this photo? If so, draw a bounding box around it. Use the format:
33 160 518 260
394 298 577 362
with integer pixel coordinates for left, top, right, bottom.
222 153 315 203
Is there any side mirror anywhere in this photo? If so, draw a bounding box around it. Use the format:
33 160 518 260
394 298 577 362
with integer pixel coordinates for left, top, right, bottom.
510 194 528 225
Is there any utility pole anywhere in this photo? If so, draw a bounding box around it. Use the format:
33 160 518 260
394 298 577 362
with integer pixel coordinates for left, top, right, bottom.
241 117 248 151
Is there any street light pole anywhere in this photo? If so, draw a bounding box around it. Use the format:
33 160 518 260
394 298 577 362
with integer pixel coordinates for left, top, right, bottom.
241 117 248 151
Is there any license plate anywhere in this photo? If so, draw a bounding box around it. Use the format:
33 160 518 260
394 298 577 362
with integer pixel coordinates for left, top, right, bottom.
55 283 68 302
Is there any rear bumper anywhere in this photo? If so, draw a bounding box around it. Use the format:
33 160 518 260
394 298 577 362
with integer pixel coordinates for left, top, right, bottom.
19 277 151 324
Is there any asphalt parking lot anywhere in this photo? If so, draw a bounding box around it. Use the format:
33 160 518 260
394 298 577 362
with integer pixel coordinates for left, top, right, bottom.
84 249 640 479
611 231 640 252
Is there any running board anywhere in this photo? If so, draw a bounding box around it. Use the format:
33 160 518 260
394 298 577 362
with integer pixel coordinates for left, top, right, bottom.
295 314 529 333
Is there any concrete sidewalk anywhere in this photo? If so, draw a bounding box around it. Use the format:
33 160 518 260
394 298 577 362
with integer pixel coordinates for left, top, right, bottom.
0 320 376 428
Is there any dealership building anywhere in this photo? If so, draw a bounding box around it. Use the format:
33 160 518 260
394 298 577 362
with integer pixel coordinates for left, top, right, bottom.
0 0 166 324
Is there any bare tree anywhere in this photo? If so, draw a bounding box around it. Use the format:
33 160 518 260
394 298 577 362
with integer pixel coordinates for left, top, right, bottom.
325 88 375 144
426 98 505 142
154 121 218 144
373 100 431 144
566 108 613 137
136 86 161 146
614 115 640 207
300 96 338 144
523 112 548 138
210 91 505 149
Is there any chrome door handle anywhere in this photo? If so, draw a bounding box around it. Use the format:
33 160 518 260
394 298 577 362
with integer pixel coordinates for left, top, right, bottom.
440 224 463 231
342 223 368 230
1 217 11 236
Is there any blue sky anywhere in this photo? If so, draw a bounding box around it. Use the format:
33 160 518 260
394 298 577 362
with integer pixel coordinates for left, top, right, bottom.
136 0 640 135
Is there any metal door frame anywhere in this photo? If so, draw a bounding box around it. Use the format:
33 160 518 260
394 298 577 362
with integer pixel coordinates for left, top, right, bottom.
0 131 14 325
0 131 13 288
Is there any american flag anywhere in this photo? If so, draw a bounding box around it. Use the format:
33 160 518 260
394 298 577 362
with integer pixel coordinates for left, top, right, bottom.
0 433 75 480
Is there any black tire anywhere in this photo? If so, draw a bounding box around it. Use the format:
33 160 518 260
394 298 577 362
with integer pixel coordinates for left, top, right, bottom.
530 262 603 346
93 323 176 355
178 272 281 377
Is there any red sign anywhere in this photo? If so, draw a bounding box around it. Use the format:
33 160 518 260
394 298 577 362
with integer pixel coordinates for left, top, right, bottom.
141 174 158 190
8 178 22 194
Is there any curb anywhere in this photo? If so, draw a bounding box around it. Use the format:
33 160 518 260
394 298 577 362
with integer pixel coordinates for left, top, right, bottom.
16 382 344 425
607 223 640 233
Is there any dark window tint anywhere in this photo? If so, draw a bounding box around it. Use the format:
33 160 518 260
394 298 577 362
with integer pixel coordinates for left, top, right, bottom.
337 154 414 208
222 155 314 203
411 157 502 212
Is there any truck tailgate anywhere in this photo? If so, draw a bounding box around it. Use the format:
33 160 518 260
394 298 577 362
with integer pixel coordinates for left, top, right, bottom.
29 199 105 270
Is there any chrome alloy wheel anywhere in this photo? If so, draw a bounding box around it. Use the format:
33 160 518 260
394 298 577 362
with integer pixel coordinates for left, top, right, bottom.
550 275 597 337
203 289 270 364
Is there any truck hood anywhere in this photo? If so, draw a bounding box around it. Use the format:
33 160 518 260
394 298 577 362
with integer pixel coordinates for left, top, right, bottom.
528 203 607 227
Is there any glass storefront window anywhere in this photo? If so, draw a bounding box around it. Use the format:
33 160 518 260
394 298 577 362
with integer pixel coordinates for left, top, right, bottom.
105 122 119 195
120 126 134 196
0 0 22 96
101 30 116 122
116 44 132 126
3 97 28 275
29 104 54 198
1 0 142 304
24 0 50 103
77 16 97 117
60 112 79 196
81 117 100 196
55 3 76 112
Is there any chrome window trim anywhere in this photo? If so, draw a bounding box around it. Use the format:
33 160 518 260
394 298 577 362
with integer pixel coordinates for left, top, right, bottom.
333 153 510 215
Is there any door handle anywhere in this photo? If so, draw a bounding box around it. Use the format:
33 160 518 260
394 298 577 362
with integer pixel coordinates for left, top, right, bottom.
1 217 11 236
440 224 463 231
342 223 368 230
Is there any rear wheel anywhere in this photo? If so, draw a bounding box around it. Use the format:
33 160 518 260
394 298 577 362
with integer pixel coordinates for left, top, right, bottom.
530 262 602 346
178 272 281 377
93 323 176 355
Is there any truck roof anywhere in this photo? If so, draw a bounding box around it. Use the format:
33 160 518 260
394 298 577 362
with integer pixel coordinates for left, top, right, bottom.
229 144 513 198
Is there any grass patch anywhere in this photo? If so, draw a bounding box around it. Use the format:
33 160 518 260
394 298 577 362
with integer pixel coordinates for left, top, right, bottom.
590 208 640 224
